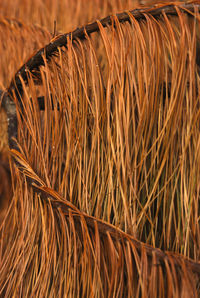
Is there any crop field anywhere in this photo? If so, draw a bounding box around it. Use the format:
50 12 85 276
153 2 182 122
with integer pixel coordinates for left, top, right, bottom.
0 0 200 297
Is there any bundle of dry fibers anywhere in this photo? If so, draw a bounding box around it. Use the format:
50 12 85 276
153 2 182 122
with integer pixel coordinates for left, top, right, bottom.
0 1 200 296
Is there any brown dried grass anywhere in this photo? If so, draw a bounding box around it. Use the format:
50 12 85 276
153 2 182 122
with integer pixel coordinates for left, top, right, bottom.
0 1 200 297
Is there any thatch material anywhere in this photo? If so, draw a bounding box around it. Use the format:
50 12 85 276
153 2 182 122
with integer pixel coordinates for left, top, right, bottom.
8 2 200 92
0 1 200 296
1 150 199 296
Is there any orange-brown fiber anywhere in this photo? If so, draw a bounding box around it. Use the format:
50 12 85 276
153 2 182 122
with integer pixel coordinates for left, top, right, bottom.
0 1 200 297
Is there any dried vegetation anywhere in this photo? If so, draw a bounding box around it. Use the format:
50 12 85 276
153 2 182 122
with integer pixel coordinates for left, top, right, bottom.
0 0 200 297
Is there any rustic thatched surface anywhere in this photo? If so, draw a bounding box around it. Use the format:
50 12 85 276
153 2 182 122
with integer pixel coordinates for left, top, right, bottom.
0 1 200 297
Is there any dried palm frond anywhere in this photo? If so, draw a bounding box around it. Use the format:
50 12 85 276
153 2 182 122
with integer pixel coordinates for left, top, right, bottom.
1 149 199 296
1 1 200 296
7 2 200 92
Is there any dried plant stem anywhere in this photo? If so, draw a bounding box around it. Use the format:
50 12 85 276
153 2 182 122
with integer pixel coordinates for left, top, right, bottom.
8 2 200 92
